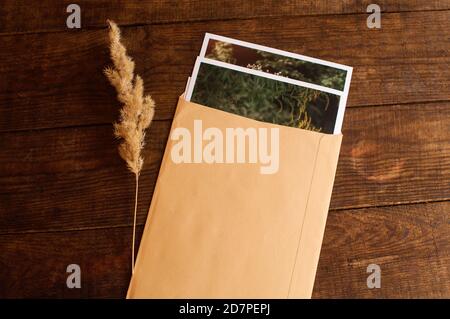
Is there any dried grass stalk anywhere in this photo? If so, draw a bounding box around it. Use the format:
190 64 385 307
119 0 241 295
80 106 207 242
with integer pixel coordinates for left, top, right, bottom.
104 20 155 274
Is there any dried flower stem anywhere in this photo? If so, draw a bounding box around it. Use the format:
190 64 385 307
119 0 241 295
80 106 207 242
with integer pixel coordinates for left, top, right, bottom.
132 174 138 271
104 20 155 274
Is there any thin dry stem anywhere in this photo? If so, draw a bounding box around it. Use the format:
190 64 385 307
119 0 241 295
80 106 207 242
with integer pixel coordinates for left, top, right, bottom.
132 174 138 274
104 20 155 273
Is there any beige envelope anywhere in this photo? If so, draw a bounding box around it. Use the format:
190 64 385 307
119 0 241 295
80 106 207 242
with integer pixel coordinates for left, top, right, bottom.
127 97 342 298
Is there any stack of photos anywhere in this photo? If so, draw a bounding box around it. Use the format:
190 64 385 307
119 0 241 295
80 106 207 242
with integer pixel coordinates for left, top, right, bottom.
185 33 352 134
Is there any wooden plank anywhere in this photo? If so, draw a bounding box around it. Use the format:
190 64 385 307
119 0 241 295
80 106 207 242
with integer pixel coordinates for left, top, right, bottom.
334 101 450 210
0 201 447 298
0 122 170 234
1 11 449 132
0 225 143 298
314 201 450 298
1 0 448 34
0 102 449 233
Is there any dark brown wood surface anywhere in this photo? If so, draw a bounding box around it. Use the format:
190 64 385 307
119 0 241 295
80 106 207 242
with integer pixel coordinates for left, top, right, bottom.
2 10 450 131
1 0 448 33
0 1 449 298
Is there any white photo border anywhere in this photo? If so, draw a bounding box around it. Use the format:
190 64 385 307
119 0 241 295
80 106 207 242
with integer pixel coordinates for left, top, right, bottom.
199 33 353 83
197 33 353 134
186 57 347 134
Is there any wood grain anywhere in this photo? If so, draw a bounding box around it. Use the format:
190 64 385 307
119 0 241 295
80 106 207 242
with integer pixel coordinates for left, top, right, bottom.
314 201 450 298
334 101 450 210
0 225 144 298
1 0 448 34
1 2 449 299
0 122 170 234
1 102 449 233
0 201 447 298
1 11 449 132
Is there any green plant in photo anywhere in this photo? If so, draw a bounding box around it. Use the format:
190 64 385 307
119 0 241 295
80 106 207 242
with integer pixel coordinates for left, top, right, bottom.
191 63 339 133
254 51 346 91
205 40 347 91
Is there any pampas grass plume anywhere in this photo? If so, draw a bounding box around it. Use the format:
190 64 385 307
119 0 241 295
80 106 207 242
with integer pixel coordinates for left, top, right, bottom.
104 20 155 273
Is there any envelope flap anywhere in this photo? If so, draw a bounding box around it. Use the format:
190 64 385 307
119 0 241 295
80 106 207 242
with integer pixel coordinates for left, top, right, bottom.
288 133 342 298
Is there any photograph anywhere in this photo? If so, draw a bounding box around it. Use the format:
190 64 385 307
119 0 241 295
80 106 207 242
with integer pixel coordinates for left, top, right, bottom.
201 33 351 92
187 58 341 134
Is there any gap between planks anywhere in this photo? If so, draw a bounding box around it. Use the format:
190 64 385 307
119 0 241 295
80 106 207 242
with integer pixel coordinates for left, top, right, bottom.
0 99 448 135
0 199 448 236
0 8 449 37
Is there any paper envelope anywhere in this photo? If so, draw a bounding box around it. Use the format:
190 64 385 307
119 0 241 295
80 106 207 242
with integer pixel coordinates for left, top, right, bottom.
127 97 342 298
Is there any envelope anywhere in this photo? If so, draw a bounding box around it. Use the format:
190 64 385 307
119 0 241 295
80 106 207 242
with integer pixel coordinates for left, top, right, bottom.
127 97 342 298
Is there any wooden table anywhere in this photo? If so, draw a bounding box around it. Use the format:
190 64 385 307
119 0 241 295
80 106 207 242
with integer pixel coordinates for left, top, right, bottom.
0 1 448 298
